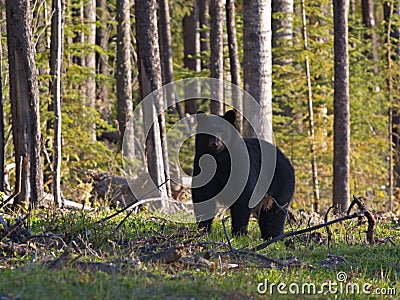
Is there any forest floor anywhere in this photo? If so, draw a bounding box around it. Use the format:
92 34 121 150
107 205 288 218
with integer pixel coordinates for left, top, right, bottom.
0 202 399 300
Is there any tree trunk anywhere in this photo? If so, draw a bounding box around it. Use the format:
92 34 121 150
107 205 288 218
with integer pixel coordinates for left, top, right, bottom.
272 0 293 65
116 0 135 163
44 0 54 192
0 13 4 192
385 1 395 211
136 0 170 199
50 0 65 208
35 1 52 191
85 0 96 140
271 0 294 119
362 0 379 74
301 0 320 212
6 0 44 207
333 0 350 213
72 1 85 67
225 0 242 132
96 0 110 120
198 0 210 69
183 3 200 115
158 0 174 99
35 1 50 76
209 0 224 115
158 0 185 118
243 0 273 142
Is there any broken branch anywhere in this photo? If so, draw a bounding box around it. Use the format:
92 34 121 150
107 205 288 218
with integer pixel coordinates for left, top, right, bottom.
251 210 366 252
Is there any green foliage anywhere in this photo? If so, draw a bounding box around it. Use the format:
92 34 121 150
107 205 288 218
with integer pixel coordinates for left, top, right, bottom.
0 0 399 212
1 1 400 298
0 210 398 299
29 0 120 195
271 0 396 211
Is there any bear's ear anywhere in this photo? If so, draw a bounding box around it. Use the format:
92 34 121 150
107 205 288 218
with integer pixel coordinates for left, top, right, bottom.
196 111 208 123
223 110 236 126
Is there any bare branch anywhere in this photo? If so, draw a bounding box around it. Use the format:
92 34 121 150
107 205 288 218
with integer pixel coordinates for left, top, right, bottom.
252 209 366 252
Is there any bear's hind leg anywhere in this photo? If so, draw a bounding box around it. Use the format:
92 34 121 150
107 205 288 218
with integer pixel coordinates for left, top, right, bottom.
258 205 288 240
198 218 214 233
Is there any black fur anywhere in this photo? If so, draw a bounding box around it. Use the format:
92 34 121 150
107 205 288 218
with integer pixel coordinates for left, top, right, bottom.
191 110 295 240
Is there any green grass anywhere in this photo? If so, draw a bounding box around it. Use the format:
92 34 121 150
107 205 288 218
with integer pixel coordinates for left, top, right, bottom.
0 209 399 299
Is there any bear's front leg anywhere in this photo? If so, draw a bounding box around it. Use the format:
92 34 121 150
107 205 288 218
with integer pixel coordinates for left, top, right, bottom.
230 198 251 236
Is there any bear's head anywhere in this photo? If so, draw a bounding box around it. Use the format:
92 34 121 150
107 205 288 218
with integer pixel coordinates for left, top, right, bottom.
196 110 238 154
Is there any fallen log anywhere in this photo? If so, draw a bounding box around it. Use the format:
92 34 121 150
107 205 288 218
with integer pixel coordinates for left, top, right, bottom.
90 171 137 208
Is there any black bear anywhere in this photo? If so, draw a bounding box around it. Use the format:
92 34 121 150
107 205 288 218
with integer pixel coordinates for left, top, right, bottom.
191 110 295 240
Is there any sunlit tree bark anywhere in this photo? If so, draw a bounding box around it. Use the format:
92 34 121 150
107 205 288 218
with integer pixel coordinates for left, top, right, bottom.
183 3 200 115
116 0 135 163
209 0 223 115
243 0 273 142
50 0 65 207
333 0 350 213
6 0 44 207
136 0 171 198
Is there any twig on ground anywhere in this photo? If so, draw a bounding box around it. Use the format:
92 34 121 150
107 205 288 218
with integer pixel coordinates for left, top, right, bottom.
232 250 288 268
212 249 310 269
0 215 28 242
386 237 396 246
324 205 335 250
221 216 235 252
348 195 376 244
0 241 28 256
251 210 366 252
0 156 22 210
22 234 67 249
252 195 377 251
77 234 101 259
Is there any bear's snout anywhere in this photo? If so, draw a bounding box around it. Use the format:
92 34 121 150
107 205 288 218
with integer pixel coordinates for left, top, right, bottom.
208 136 224 152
